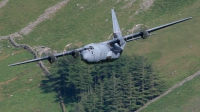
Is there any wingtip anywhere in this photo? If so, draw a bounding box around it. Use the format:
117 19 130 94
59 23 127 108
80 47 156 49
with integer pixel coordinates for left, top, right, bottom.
8 63 18 67
8 64 13 67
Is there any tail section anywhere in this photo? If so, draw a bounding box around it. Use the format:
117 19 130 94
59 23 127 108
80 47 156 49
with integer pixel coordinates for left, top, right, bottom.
111 9 126 48
111 9 122 38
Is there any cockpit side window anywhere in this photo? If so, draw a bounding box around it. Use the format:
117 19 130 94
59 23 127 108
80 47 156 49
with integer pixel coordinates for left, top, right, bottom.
89 46 94 50
83 46 94 51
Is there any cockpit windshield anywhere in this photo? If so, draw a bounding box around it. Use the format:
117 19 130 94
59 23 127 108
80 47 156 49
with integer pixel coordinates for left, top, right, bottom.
84 46 94 50
89 46 94 49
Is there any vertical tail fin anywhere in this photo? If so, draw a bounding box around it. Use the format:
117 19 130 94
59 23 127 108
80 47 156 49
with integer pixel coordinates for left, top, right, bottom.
111 9 126 47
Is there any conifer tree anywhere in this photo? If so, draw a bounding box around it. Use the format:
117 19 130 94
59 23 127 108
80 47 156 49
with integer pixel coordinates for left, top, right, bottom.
42 55 165 112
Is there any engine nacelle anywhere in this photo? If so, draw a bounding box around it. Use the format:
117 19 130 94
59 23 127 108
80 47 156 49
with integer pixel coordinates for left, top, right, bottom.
48 54 57 64
72 50 79 59
141 31 150 39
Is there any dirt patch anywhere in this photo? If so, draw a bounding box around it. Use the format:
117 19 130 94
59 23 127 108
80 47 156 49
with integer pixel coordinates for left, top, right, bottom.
115 0 121 4
0 0 69 40
0 76 20 86
19 0 69 35
0 35 9 40
0 32 21 41
0 54 9 61
99 0 103 3
0 0 9 9
121 0 136 9
135 0 154 14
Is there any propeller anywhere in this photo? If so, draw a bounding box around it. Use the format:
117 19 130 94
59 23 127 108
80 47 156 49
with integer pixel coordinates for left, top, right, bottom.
63 43 81 63
132 24 151 43
37 46 57 64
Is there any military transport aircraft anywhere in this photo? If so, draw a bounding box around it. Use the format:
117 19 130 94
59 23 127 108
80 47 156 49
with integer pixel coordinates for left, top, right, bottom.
9 9 192 66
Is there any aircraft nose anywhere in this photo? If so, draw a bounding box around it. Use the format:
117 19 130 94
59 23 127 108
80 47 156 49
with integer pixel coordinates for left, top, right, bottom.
81 52 94 63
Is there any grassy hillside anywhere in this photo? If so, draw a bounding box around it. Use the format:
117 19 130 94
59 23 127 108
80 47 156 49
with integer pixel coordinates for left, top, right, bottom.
142 75 200 112
18 0 200 88
0 0 64 111
0 0 62 35
0 0 200 111
139 0 200 111
0 41 62 111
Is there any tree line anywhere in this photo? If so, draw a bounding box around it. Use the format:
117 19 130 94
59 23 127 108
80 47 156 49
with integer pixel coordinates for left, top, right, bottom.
41 55 165 112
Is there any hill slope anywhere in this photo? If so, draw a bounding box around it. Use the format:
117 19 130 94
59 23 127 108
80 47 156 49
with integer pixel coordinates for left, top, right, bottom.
141 73 200 112
0 0 200 111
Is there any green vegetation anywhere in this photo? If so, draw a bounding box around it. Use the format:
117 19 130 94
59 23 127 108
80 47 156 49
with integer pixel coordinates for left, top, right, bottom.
45 56 164 112
17 0 127 49
0 0 200 111
142 75 200 112
125 0 200 88
0 0 62 35
0 41 62 112
17 0 200 88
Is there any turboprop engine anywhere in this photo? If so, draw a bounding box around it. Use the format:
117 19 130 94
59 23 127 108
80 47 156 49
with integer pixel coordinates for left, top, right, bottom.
48 54 57 64
141 30 150 39
72 50 80 59
132 24 150 43
63 43 81 63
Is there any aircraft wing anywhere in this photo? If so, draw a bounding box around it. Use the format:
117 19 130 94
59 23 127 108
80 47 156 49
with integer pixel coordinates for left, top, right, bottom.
9 17 192 66
124 17 192 42
9 48 82 66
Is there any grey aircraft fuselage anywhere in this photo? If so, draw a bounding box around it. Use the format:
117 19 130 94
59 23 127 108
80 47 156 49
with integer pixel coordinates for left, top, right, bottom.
81 42 124 63
80 9 126 64
9 9 192 67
